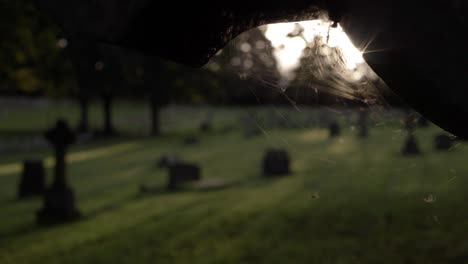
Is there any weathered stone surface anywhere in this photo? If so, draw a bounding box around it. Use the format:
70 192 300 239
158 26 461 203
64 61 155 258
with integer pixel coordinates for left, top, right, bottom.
263 149 290 177
18 160 45 199
167 162 201 190
402 134 421 155
37 187 80 225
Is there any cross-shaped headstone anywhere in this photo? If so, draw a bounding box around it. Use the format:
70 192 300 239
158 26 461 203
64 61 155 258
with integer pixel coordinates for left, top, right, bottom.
45 119 76 190
37 119 80 225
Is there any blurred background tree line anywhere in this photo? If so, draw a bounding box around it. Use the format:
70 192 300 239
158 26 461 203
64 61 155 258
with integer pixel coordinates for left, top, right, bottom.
0 0 392 134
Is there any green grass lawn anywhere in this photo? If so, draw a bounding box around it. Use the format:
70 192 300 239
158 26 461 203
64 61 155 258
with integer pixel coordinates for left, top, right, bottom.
0 102 467 263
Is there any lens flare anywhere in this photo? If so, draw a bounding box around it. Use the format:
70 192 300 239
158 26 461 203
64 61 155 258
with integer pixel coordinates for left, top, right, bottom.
264 20 364 80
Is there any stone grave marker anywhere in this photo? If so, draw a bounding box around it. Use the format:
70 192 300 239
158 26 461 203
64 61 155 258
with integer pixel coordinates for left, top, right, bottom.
401 112 421 155
401 134 421 155
329 121 341 138
37 119 80 225
357 109 369 138
18 160 45 199
434 133 454 151
263 148 290 177
167 162 201 190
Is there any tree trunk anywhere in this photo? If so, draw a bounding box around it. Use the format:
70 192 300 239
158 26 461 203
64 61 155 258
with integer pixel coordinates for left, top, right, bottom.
102 94 114 135
150 95 160 136
77 96 89 133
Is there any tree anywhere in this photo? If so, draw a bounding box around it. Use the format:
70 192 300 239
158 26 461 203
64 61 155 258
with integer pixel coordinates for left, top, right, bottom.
66 39 101 133
207 27 282 105
0 0 74 97
94 44 124 136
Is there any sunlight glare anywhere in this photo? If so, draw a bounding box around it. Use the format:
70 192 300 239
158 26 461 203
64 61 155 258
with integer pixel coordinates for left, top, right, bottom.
264 20 364 80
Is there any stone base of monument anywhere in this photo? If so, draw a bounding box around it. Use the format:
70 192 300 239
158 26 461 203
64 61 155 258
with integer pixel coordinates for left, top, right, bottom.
402 135 421 155
167 162 201 191
18 160 45 199
36 187 81 225
434 134 454 151
263 149 290 177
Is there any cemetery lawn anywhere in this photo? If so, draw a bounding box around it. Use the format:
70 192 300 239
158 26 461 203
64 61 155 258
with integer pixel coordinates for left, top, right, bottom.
1 103 468 263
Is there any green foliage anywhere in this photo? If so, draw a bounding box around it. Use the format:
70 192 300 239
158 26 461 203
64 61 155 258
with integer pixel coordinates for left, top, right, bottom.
119 51 227 105
0 0 75 96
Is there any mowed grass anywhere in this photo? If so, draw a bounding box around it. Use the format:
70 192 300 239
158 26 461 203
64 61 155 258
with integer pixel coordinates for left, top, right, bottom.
1 102 468 263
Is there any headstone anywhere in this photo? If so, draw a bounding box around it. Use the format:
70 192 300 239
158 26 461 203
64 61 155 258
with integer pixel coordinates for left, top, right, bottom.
357 109 369 138
401 111 421 155
18 160 45 198
434 133 454 151
167 162 201 190
157 154 179 168
37 119 80 225
401 134 421 155
329 121 341 138
263 148 290 177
